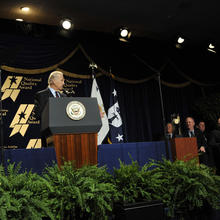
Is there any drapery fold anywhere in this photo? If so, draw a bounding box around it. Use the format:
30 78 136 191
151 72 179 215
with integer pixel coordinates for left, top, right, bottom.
1 42 216 88
0 31 218 148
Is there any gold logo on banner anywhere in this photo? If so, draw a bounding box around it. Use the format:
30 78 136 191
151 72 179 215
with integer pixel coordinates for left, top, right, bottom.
1 76 23 102
9 104 34 137
26 139 42 149
0 109 8 117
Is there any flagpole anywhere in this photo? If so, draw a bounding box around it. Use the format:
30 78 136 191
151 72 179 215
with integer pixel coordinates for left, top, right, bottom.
89 62 97 77
157 72 170 160
90 62 109 145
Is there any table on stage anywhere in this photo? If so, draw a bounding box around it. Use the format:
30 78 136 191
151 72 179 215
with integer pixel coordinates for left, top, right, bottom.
0 141 170 174
98 141 170 172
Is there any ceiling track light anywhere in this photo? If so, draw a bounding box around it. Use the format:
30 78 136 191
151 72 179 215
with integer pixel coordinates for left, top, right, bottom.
207 42 217 53
118 27 132 42
175 35 187 49
120 28 128 37
208 48 216 53
20 7 30 12
60 18 73 30
16 18 24 22
208 43 215 49
207 43 216 53
177 37 184 44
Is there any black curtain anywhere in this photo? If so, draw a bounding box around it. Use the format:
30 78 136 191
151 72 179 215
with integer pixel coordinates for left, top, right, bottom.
0 23 219 147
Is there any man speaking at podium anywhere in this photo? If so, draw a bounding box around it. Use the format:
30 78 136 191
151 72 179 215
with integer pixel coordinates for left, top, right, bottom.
34 70 66 147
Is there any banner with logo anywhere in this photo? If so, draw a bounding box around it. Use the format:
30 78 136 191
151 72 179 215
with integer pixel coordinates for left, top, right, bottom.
1 70 88 149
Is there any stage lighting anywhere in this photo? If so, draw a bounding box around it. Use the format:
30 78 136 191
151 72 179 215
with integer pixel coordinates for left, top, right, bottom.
207 43 216 53
20 7 30 12
177 37 184 44
16 18 24 22
175 35 186 49
118 27 131 42
120 28 129 37
60 19 73 30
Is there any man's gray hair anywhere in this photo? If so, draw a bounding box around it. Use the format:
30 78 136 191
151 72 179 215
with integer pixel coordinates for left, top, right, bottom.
48 71 63 85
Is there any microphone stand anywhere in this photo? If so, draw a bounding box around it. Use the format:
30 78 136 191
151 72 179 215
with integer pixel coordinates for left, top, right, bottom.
157 72 170 160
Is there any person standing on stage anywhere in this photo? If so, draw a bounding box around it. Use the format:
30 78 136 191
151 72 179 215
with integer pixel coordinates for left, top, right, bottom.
34 70 66 147
165 122 176 140
208 117 220 174
183 117 209 165
197 120 215 168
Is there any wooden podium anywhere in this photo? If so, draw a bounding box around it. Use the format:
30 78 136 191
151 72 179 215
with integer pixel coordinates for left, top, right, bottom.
41 97 102 168
170 137 199 162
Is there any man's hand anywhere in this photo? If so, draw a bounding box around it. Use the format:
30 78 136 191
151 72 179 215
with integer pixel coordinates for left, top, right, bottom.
199 146 206 152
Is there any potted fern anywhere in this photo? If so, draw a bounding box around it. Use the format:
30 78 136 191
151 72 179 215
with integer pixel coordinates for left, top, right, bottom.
42 161 119 220
149 158 220 219
0 161 54 219
111 159 165 220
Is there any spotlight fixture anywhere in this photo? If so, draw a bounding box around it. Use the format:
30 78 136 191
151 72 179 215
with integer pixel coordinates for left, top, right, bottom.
118 27 131 42
60 19 73 30
177 37 185 44
20 7 30 12
207 43 216 53
175 35 186 49
16 18 24 22
120 28 129 37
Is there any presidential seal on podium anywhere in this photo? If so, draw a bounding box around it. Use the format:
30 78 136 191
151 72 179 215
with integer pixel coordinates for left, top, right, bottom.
66 101 86 120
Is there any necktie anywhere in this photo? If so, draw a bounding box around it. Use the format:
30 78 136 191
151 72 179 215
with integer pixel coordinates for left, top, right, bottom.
55 91 60 98
166 134 172 139
190 131 194 137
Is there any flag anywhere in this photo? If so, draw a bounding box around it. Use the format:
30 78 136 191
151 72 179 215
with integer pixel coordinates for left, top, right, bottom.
91 76 109 145
107 79 124 143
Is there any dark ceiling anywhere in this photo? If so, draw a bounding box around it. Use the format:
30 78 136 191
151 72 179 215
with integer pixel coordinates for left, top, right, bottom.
0 0 220 46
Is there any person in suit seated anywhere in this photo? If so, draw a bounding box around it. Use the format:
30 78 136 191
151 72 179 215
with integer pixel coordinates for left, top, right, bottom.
34 70 66 147
183 116 209 166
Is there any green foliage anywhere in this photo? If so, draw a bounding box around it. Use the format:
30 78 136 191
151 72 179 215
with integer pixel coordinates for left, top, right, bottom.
43 161 118 220
0 161 54 220
148 158 220 217
1 157 220 219
111 159 162 204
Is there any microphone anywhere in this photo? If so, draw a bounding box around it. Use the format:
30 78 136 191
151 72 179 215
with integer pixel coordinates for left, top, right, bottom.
62 88 75 97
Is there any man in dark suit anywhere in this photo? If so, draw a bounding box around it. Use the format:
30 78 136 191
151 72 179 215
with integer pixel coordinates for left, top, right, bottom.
34 70 66 147
165 122 176 140
208 117 220 174
183 117 209 165
197 120 215 168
